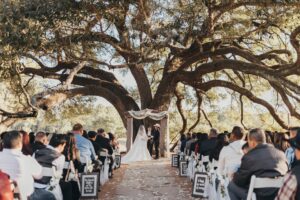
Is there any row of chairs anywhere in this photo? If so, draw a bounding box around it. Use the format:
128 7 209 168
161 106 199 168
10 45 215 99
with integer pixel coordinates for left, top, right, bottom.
176 151 285 200
10 150 121 200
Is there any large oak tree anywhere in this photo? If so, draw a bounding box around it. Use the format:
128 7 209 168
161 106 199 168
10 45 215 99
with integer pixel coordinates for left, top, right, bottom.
1 0 300 153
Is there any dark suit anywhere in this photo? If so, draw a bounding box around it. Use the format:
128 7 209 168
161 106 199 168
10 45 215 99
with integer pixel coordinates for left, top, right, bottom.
95 135 113 155
229 144 288 200
95 135 114 174
151 129 160 159
199 137 218 156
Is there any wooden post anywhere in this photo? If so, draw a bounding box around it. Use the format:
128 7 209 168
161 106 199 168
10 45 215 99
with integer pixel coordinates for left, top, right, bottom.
126 117 133 151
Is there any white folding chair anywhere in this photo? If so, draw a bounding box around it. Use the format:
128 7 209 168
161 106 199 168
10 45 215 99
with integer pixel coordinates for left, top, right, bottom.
202 155 210 163
246 175 284 200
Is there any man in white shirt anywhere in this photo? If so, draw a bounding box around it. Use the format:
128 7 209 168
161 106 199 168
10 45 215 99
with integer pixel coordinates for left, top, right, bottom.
218 126 245 178
0 131 42 200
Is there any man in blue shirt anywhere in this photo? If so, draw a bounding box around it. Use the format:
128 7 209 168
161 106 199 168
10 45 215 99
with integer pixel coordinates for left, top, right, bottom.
72 123 96 165
285 127 300 169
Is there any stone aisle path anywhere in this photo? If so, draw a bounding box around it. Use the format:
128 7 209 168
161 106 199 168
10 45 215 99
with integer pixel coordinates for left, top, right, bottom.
99 158 197 200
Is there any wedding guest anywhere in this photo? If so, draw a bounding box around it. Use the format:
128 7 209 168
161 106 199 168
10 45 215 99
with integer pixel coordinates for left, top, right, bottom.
265 130 274 145
180 133 187 153
88 131 101 155
82 130 88 139
96 129 113 155
285 127 300 169
0 131 45 200
185 133 197 155
29 132 35 144
218 126 245 177
33 134 67 200
241 142 250 154
96 128 113 177
274 132 290 152
210 133 229 161
0 132 8 151
63 132 83 181
32 131 48 153
20 130 33 155
276 130 300 200
72 123 96 165
228 128 288 200
108 132 119 151
199 128 218 156
195 133 208 155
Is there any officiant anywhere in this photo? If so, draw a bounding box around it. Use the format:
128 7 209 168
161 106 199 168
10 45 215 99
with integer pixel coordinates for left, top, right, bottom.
151 124 160 159
147 127 153 156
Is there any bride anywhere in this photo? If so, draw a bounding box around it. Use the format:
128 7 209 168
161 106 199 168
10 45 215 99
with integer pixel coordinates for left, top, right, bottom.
122 125 152 164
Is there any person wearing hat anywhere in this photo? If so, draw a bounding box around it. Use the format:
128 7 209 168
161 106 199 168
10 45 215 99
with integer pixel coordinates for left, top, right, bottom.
151 124 160 159
276 129 300 200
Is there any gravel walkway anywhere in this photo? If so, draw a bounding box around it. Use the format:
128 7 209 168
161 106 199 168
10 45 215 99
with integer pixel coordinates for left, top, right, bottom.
99 158 197 200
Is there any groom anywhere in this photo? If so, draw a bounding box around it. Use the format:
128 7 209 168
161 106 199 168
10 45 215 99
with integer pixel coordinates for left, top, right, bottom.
151 124 160 159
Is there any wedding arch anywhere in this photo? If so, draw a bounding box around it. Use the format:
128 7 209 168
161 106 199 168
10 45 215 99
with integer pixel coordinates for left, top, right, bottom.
125 109 170 157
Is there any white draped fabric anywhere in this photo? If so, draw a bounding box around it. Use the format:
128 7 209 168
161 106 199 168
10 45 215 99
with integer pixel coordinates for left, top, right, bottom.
128 109 168 120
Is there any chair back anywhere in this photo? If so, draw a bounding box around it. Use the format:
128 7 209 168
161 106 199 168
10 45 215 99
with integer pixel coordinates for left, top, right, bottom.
0 170 13 200
202 155 210 163
246 175 284 200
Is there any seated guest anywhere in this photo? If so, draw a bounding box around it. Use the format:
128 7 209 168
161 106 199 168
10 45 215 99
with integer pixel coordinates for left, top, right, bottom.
199 128 218 156
209 133 229 161
72 123 96 166
63 132 82 171
20 130 33 155
29 132 35 144
108 132 119 151
62 133 81 200
228 128 288 200
0 131 8 151
276 130 300 200
96 128 113 177
185 133 197 156
195 133 208 155
274 132 289 152
189 133 200 155
32 132 48 153
242 142 250 154
0 131 45 200
33 134 67 200
88 131 101 155
180 133 187 153
218 126 245 177
285 127 300 169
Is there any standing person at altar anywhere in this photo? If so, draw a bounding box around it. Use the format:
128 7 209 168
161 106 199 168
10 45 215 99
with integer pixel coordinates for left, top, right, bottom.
151 124 160 159
147 127 154 155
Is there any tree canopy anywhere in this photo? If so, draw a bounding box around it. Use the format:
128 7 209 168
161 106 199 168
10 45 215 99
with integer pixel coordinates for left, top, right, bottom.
1 0 300 135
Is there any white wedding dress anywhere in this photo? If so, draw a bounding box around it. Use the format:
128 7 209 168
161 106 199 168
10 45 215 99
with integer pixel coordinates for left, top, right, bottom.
122 125 152 164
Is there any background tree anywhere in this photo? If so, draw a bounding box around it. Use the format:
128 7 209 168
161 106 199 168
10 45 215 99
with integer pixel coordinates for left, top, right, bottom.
1 0 300 155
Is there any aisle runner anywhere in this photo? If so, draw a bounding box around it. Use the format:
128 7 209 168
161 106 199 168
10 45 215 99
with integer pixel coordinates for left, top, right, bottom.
99 158 197 200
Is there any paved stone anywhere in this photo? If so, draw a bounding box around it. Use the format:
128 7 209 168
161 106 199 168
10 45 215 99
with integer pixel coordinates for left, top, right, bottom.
99 158 197 200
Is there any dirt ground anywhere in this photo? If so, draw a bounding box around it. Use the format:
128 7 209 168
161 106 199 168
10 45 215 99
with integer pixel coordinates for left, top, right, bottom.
99 158 197 200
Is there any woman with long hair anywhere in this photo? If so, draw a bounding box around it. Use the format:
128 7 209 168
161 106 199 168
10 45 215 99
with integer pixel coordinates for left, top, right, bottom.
19 130 33 155
274 132 290 152
209 133 229 161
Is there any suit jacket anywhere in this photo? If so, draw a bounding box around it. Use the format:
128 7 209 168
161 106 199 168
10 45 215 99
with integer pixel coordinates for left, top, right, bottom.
199 138 218 156
233 144 288 199
151 129 160 143
90 140 101 155
95 135 113 155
